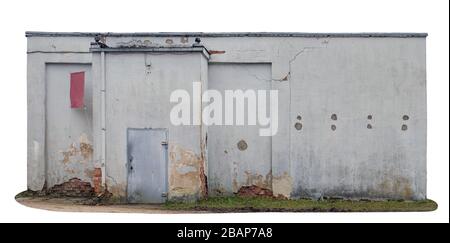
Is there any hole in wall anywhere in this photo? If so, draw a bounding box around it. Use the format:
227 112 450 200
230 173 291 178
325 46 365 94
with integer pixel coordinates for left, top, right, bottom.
331 114 337 121
237 140 248 151
295 122 303 130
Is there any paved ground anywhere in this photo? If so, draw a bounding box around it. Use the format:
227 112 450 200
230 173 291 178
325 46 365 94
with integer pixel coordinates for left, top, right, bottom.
16 197 203 214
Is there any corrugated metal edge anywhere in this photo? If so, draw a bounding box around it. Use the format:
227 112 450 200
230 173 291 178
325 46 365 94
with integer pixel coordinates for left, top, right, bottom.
25 32 428 38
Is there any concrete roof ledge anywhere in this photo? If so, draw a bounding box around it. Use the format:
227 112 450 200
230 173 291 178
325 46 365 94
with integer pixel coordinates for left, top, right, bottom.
26 31 428 38
90 45 210 59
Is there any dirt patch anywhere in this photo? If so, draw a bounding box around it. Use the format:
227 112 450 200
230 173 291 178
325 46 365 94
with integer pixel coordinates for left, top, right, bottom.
16 196 197 214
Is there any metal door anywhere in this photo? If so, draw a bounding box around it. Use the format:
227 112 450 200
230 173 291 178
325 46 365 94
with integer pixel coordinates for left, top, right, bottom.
127 128 168 203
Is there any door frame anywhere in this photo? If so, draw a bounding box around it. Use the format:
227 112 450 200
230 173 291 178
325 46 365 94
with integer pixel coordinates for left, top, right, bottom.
126 128 168 203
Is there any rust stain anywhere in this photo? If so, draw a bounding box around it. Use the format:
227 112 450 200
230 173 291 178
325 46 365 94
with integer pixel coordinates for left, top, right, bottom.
209 50 226 55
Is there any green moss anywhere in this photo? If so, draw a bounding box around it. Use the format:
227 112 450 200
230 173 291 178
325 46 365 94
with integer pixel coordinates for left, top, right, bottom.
164 196 438 212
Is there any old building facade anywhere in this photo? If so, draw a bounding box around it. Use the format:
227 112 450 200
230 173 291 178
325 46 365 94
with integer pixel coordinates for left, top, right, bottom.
27 32 427 202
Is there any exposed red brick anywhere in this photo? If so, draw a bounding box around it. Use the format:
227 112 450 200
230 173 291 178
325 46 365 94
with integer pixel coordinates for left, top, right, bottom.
47 178 94 197
93 168 102 194
237 185 273 197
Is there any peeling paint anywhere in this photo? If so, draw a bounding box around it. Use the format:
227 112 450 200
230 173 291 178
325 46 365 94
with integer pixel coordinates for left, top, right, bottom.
169 144 207 199
244 170 272 190
116 39 153 48
62 144 77 164
60 134 93 164
272 172 293 198
80 142 93 160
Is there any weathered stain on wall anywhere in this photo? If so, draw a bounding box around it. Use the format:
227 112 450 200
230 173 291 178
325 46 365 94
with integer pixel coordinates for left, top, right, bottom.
272 172 293 198
243 170 272 190
52 134 95 189
377 174 414 200
116 39 153 48
61 134 92 161
169 144 207 200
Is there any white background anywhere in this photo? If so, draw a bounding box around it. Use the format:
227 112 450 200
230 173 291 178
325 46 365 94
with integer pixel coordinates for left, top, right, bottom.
0 0 448 223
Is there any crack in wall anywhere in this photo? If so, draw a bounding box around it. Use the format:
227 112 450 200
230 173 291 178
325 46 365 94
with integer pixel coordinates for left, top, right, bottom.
241 46 323 82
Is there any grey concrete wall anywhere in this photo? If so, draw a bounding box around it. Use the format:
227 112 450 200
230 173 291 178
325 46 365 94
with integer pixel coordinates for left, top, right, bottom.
27 49 92 191
27 33 427 200
288 38 426 200
45 64 93 188
208 63 273 196
91 51 208 201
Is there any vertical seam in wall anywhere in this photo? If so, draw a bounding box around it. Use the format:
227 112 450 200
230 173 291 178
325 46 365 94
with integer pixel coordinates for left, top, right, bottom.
44 62 48 189
288 63 292 184
270 64 273 190
101 51 106 188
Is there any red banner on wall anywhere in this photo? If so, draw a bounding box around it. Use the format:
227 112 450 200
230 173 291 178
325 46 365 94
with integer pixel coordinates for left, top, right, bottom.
70 72 85 108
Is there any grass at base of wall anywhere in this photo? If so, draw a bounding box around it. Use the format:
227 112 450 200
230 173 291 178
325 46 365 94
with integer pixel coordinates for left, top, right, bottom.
164 196 438 212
